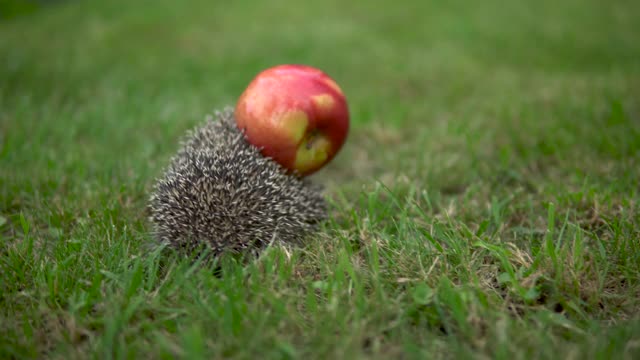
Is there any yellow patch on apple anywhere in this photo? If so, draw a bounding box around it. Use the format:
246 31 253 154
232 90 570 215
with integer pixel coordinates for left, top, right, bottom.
312 94 335 113
294 133 331 174
279 110 309 143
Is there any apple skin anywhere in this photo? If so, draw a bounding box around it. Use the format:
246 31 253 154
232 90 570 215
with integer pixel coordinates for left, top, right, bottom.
235 64 349 176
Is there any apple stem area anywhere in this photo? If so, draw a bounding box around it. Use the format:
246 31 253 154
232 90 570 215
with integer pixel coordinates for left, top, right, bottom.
304 130 321 150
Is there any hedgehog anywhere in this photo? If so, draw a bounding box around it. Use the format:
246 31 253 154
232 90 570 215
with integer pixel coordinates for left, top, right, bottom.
148 107 327 258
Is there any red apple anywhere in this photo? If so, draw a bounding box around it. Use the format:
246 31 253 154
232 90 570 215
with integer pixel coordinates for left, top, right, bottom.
235 64 349 176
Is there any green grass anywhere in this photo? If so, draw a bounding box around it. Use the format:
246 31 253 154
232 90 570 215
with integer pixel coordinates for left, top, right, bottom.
1 0 639 358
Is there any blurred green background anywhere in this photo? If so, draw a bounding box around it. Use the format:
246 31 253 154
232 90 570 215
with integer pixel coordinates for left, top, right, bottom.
2 0 638 189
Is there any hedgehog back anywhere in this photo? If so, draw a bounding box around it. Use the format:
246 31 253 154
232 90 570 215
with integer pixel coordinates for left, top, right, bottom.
149 109 327 256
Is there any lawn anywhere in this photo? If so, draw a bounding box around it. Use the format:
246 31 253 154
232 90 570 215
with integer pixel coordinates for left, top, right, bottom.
1 0 639 358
